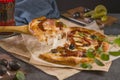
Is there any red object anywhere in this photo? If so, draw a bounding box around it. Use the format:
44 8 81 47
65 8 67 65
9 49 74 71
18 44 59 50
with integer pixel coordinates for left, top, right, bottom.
0 0 14 3
0 0 15 26
0 0 15 35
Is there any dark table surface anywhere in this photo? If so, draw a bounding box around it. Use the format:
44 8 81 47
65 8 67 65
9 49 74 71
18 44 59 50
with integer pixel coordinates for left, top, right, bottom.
0 14 120 80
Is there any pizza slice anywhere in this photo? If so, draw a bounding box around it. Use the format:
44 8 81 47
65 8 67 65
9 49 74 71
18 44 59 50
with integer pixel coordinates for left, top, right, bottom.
39 27 110 67
29 16 67 42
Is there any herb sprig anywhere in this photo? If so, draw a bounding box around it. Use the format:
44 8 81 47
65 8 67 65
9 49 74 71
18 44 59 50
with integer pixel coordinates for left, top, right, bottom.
113 35 120 46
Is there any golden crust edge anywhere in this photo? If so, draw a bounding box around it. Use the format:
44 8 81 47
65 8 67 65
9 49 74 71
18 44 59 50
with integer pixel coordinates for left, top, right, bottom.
39 53 93 66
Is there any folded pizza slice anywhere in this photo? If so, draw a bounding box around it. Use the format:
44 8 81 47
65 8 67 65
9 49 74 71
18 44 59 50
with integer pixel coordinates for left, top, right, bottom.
29 16 68 42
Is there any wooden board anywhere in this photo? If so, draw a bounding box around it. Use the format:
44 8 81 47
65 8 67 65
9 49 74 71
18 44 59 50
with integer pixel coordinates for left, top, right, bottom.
62 7 118 27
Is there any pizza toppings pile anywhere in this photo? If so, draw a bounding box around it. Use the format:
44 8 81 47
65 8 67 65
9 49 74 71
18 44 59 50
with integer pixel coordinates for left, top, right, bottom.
30 17 120 69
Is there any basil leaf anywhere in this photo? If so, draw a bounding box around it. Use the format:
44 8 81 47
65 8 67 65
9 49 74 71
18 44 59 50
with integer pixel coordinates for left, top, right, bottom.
100 53 109 61
113 36 120 46
94 58 104 66
93 36 105 41
78 32 85 37
80 63 92 69
90 35 97 40
96 46 103 54
15 71 25 80
86 48 95 58
109 51 120 56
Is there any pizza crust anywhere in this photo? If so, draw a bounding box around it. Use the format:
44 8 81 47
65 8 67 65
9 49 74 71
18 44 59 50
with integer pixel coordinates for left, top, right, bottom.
39 53 93 66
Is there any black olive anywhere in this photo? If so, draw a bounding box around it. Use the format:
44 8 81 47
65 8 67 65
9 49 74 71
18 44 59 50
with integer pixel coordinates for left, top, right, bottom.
51 49 58 53
84 8 91 13
0 65 7 76
9 60 21 71
0 59 8 67
90 35 97 39
73 12 80 18
69 44 75 50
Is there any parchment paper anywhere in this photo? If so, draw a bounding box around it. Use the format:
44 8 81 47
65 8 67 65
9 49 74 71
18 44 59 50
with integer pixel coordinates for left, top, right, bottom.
21 19 113 71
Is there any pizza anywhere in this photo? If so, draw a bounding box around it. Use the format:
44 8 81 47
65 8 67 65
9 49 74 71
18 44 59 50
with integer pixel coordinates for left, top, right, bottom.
34 18 110 67
29 16 67 42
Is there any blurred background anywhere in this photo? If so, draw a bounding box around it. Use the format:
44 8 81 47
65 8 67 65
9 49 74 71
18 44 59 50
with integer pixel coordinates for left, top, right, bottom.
56 0 120 13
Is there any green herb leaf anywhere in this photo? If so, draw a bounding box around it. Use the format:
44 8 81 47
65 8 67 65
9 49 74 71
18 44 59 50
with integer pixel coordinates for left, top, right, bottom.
80 63 92 69
78 32 85 37
90 35 97 40
86 48 95 58
96 46 103 54
113 36 120 46
109 51 120 56
15 71 25 80
100 53 109 61
94 36 108 42
92 35 104 41
94 58 105 66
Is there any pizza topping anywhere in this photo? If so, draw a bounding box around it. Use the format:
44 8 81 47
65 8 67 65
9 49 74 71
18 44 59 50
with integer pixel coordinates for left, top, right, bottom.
51 45 85 57
83 37 92 45
78 32 86 37
100 53 109 61
55 21 66 30
42 19 57 31
51 49 58 53
69 44 75 50
37 19 47 31
86 48 95 58
96 46 103 54
94 58 105 66
61 49 84 57
82 44 90 47
90 35 97 39
80 63 92 69
101 42 109 52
